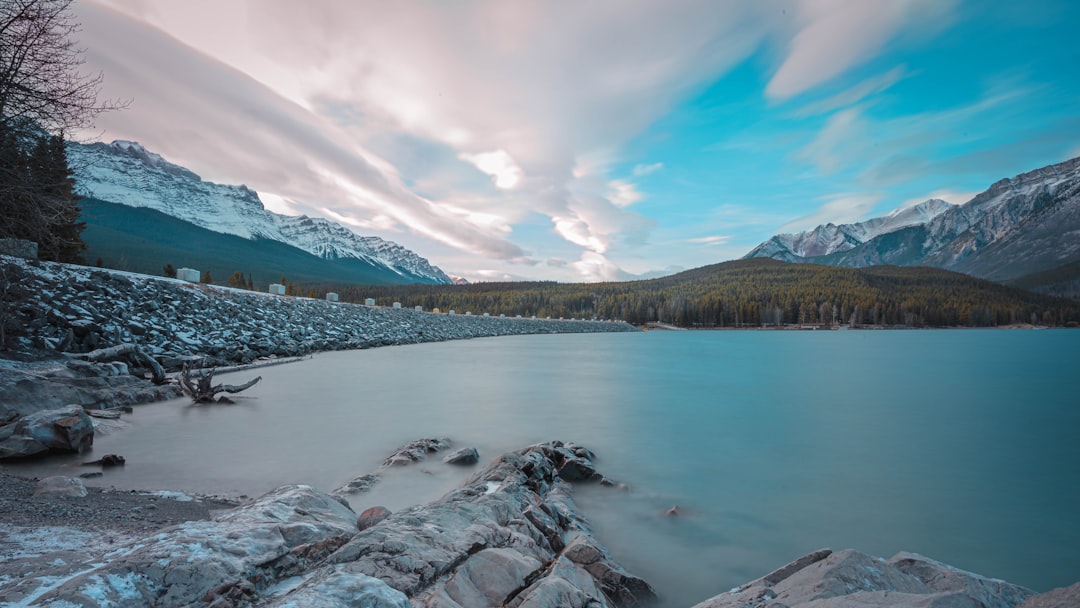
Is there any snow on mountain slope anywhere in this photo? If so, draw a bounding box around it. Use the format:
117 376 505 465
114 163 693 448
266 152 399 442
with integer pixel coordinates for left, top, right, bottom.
744 156 1080 283
744 198 953 260
67 140 452 284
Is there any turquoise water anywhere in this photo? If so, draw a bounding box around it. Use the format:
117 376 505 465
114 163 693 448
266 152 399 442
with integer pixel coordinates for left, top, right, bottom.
21 330 1080 606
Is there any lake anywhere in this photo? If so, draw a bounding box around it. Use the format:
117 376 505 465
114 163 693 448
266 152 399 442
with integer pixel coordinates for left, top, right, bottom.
18 329 1080 607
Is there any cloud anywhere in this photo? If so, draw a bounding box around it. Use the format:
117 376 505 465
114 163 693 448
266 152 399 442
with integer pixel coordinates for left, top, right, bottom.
767 0 954 100
607 180 643 208
76 0 966 281
686 235 732 246
80 0 783 280
779 193 882 233
632 162 664 176
793 65 908 117
797 78 1046 184
458 150 524 189
797 106 868 174
76 2 528 264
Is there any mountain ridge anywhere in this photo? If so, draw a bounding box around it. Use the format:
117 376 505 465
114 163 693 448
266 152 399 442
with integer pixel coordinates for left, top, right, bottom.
67 140 453 284
743 156 1080 291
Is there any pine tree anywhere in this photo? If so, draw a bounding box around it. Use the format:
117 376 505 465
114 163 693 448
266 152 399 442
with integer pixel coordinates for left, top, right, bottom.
163 263 176 278
200 270 213 284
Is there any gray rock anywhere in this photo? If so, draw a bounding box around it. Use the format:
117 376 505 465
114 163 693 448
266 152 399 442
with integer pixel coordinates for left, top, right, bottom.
330 473 380 498
34 484 359 607
1021 582 1080 608
264 566 410 607
444 446 480 465
0 404 94 459
34 475 88 497
382 437 451 466
328 441 657 608
691 548 1034 608
431 547 542 607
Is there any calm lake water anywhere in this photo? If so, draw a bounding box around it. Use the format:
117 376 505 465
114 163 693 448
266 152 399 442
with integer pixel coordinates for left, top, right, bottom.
18 330 1080 607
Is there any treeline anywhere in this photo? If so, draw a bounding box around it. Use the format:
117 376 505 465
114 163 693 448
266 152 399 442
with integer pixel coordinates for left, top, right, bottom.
322 259 1080 328
0 122 84 262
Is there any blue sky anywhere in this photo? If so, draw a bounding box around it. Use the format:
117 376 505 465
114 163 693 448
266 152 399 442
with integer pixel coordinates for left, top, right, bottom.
75 1 1080 282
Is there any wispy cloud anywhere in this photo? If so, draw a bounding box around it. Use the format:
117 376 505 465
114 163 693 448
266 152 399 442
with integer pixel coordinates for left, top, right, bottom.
793 66 908 117
766 0 955 100
686 235 732 246
632 162 664 176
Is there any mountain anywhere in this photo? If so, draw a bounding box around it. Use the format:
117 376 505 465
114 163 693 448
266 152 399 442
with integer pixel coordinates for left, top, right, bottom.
744 198 953 261
743 157 1080 293
67 140 452 284
78 198 444 288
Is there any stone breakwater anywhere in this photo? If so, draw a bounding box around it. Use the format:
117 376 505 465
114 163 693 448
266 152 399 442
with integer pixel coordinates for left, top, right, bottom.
3 256 637 370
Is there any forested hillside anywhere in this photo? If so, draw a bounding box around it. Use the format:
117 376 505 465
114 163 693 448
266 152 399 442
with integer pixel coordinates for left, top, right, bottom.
335 259 1080 328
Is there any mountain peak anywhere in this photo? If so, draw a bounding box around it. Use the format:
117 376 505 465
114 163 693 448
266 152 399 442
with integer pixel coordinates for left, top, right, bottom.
68 140 453 284
743 157 1080 288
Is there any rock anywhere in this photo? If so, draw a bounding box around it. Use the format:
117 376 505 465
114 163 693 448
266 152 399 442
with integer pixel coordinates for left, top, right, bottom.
432 547 542 607
326 441 656 607
357 506 392 531
1022 582 1080 608
556 456 600 482
79 471 103 478
691 548 1034 608
0 404 94 459
33 484 360 607
34 476 88 497
444 446 479 465
263 566 410 608
84 453 126 467
382 437 451 466
330 473 380 498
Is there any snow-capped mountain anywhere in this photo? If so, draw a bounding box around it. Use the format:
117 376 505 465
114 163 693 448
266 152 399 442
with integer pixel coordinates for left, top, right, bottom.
743 156 1080 287
744 198 953 261
67 140 453 284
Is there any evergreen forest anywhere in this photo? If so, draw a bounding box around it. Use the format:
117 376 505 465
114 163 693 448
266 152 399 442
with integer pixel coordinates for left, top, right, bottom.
326 259 1080 328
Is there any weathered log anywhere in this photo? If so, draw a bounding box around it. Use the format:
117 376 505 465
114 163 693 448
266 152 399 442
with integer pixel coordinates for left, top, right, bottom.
179 363 261 403
75 343 166 384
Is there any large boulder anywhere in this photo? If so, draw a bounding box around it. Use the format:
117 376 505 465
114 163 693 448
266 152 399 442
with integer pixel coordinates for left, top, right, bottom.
325 441 656 608
1022 582 1080 608
31 484 360 607
444 446 480 465
0 404 94 459
691 548 1034 608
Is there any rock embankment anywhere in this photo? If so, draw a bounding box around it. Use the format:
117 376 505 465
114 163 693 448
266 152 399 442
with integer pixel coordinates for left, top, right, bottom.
5 441 654 608
2 256 637 371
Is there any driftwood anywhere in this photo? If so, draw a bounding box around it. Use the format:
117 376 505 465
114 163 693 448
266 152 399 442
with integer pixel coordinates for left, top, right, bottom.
179 362 262 403
75 343 166 384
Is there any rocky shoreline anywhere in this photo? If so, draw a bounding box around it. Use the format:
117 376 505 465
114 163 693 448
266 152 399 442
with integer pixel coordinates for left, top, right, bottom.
2 256 636 372
2 440 1076 607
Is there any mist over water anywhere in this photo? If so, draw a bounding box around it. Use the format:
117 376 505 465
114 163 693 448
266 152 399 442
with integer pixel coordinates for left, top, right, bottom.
20 330 1080 607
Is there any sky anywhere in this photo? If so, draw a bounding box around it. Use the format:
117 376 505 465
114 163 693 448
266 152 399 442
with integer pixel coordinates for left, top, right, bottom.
71 0 1080 282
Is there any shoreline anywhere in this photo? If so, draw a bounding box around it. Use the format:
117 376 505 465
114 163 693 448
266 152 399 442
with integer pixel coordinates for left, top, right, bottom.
2 255 637 375
3 442 1075 607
